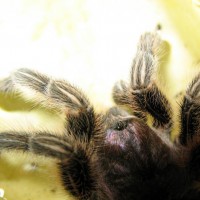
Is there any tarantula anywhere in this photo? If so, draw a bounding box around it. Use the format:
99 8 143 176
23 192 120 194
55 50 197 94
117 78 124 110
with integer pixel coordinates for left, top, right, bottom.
0 32 200 200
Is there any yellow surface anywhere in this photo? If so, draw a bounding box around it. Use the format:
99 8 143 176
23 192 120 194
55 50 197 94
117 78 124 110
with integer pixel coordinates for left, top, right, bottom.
0 0 199 199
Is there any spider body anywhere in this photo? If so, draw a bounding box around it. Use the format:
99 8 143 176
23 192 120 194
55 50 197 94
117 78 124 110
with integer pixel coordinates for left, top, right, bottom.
0 32 200 199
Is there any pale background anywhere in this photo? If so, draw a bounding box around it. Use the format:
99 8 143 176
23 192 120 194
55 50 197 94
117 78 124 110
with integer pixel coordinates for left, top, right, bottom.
0 0 199 199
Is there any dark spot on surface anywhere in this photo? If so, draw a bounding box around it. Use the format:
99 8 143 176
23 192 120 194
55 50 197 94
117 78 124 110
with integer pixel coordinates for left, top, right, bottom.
156 23 162 30
50 188 57 193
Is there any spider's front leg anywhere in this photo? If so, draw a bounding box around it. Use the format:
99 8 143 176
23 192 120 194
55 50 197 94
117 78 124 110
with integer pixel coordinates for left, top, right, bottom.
113 33 173 133
0 68 101 141
179 73 200 145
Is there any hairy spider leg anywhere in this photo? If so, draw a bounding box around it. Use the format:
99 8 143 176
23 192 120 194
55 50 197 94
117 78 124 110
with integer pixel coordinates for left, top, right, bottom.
180 73 200 145
113 33 172 134
0 68 101 140
0 132 73 159
0 68 90 111
0 131 99 199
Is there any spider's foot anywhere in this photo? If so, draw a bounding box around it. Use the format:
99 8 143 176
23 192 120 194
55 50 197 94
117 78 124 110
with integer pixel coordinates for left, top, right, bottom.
130 32 162 90
112 80 129 106
185 73 200 101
